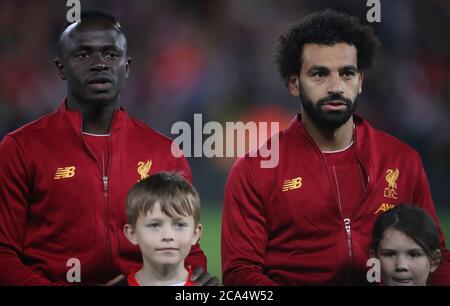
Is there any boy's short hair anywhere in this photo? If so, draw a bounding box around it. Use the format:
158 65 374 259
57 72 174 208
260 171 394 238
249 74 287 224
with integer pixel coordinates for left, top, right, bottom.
126 172 200 227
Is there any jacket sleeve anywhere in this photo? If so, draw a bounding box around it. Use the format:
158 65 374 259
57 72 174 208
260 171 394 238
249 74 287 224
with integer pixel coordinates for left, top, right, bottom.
412 152 450 285
173 150 207 272
0 136 54 285
221 157 277 285
175 152 193 183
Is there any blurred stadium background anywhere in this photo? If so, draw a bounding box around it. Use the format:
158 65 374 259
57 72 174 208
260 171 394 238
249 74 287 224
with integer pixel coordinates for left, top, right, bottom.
1 0 449 282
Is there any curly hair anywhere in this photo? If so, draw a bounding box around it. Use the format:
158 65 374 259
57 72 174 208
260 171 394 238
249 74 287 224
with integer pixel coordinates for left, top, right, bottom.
276 9 380 84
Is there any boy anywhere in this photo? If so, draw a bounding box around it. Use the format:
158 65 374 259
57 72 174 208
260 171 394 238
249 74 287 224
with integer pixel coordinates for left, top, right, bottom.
120 172 203 286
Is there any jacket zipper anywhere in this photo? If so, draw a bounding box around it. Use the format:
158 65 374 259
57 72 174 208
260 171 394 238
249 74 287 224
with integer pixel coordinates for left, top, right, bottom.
80 124 114 283
101 147 111 282
301 124 359 259
319 141 354 284
102 129 114 282
300 119 371 283
344 218 352 257
331 165 353 257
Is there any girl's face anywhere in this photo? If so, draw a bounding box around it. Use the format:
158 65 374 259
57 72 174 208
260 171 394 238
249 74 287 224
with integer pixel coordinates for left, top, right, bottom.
376 228 440 286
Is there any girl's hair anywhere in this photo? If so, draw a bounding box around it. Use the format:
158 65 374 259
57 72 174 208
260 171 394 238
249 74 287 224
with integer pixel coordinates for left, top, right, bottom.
371 204 441 261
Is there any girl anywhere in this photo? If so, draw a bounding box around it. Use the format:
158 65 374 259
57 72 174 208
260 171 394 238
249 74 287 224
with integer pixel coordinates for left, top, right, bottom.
370 204 441 286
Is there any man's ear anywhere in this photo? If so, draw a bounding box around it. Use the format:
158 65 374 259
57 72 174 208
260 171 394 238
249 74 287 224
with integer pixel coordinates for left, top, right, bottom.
54 58 67 80
123 224 138 246
287 75 300 97
358 71 364 94
192 224 203 246
125 56 132 78
430 250 442 273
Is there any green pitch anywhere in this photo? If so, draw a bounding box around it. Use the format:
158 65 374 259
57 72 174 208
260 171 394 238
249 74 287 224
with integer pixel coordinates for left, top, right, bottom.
200 207 223 282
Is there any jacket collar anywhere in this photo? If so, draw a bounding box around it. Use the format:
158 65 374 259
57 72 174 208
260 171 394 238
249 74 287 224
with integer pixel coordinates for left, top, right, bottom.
290 113 373 176
291 113 364 137
55 98 128 134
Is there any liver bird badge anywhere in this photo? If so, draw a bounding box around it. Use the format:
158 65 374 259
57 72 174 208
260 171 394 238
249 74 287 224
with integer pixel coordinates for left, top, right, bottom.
137 160 152 181
384 168 399 199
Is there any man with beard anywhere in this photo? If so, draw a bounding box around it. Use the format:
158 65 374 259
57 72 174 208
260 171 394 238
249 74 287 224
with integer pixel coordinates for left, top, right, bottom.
0 10 217 286
221 10 450 285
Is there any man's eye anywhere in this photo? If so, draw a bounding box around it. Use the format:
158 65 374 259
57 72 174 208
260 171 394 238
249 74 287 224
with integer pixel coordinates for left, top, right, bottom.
105 52 119 59
75 53 89 59
343 71 356 78
146 223 160 229
312 72 325 78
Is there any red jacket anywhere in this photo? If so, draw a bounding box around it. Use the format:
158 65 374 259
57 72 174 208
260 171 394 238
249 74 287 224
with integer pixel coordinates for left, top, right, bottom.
0 101 206 285
222 115 450 285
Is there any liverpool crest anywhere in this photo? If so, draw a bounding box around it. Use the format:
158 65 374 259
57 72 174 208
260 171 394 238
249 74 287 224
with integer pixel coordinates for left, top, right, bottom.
137 160 152 181
384 168 399 199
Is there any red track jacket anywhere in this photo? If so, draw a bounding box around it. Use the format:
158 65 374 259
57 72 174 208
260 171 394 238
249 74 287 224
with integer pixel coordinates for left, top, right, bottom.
0 101 206 285
222 115 450 285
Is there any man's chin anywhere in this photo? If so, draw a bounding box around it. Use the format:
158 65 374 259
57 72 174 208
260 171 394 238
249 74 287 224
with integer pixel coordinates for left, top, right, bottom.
85 93 118 104
301 98 355 130
313 112 352 130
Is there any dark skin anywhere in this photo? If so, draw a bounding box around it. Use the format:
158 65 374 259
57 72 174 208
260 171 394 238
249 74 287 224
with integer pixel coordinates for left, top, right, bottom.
55 19 131 134
55 18 218 286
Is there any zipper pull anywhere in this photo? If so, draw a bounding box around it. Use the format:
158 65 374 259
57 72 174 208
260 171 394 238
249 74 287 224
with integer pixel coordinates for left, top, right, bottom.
103 176 108 192
344 218 351 235
344 218 352 257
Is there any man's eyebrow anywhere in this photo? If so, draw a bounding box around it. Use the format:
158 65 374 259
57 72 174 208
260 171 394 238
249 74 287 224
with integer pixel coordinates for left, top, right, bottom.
307 65 359 73
308 65 330 71
71 45 93 51
307 66 330 74
71 44 123 51
340 65 358 71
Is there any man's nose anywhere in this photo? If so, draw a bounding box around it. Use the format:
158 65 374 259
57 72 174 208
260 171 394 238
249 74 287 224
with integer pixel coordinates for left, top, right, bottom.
327 72 344 95
90 53 109 71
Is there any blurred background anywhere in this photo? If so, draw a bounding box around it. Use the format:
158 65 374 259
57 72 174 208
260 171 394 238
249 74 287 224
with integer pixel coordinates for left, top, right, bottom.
1 0 449 282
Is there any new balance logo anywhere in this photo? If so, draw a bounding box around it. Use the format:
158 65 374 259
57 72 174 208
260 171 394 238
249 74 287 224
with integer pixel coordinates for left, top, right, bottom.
282 177 302 192
54 166 76 179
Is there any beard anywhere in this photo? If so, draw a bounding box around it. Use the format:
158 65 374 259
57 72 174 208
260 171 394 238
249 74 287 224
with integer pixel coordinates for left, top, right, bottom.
299 85 358 130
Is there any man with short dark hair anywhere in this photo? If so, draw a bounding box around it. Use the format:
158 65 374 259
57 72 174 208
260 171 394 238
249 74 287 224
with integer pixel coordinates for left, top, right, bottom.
0 10 213 285
221 10 450 285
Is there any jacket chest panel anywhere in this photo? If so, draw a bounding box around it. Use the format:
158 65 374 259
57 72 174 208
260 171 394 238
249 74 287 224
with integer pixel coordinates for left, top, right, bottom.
266 163 340 239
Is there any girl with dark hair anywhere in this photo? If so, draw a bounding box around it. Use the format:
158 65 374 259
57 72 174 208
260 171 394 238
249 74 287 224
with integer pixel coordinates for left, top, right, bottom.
370 205 442 286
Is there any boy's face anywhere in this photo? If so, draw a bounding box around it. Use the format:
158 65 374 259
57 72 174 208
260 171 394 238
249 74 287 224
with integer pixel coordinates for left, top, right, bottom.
124 203 201 267
376 228 439 286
